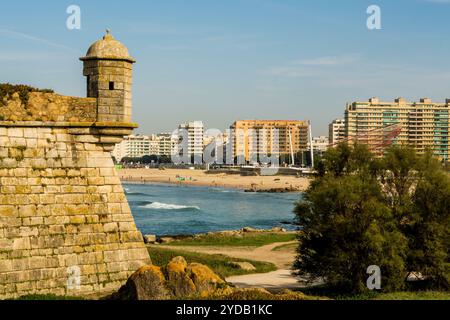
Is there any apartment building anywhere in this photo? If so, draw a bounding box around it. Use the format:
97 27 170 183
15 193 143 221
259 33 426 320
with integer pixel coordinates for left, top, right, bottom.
310 136 329 153
148 134 161 156
345 97 450 160
177 121 205 163
329 119 346 146
158 133 177 157
203 132 230 164
230 120 309 164
112 134 152 161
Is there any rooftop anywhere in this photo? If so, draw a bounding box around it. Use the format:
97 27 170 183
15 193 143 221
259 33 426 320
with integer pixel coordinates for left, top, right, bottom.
80 30 135 63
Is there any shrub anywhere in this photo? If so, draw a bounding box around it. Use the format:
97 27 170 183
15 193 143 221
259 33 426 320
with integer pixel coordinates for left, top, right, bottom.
294 144 450 293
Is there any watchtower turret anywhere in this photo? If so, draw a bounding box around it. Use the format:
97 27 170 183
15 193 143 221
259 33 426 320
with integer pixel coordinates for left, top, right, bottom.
80 30 135 123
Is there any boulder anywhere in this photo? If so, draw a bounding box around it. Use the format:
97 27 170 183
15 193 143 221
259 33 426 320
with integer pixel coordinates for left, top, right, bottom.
228 261 256 271
165 256 196 297
208 230 241 237
271 227 287 233
186 263 225 297
112 257 232 300
159 236 175 244
143 234 157 244
115 265 171 300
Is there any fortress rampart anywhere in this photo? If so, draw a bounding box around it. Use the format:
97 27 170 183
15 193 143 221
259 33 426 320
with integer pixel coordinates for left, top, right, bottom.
0 31 151 299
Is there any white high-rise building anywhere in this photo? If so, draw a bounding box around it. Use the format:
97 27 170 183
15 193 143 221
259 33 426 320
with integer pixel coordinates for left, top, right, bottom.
329 119 346 146
112 135 151 161
177 121 204 164
203 132 230 164
148 134 161 156
112 139 127 162
157 133 177 157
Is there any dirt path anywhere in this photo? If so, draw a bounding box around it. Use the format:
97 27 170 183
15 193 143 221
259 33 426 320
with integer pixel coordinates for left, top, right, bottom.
159 241 297 268
157 241 310 292
226 269 305 292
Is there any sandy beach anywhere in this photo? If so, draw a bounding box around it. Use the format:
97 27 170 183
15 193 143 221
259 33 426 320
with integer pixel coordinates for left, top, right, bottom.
118 168 311 192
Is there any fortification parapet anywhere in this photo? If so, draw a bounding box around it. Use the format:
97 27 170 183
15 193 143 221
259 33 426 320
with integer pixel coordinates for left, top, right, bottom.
0 31 150 299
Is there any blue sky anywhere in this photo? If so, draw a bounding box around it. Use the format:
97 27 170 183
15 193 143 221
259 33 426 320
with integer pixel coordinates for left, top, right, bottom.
1 0 450 135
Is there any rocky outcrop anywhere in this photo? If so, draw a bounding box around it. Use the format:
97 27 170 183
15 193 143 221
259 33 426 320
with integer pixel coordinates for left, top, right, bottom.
143 234 157 244
187 263 226 297
244 187 300 193
166 256 196 297
109 256 322 301
228 261 256 271
111 257 231 300
115 265 171 300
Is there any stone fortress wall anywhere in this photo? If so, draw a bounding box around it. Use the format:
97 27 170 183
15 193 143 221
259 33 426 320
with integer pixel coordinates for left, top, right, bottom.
0 31 151 299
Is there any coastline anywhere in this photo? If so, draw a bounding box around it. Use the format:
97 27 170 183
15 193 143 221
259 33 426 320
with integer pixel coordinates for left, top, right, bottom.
118 168 311 192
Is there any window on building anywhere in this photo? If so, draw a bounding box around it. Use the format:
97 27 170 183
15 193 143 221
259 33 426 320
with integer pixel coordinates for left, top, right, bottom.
109 82 115 90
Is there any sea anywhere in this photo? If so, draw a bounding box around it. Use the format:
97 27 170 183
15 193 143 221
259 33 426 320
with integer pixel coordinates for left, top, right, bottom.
124 183 301 236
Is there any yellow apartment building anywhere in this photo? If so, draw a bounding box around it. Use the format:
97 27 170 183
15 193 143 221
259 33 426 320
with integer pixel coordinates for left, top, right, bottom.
230 120 309 163
345 97 450 160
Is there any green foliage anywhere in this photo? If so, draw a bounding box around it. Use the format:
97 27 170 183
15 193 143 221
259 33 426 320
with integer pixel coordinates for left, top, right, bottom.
148 246 276 278
159 155 172 164
294 143 450 294
141 155 158 164
271 242 298 252
13 294 83 300
165 232 297 247
0 83 53 107
214 289 321 300
298 285 450 300
121 155 173 165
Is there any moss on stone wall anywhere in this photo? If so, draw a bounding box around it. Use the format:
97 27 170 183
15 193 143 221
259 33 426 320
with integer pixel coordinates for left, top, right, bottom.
0 84 97 123
0 83 53 107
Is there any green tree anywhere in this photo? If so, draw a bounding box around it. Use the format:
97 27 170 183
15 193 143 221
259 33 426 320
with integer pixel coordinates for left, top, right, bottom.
159 155 172 164
379 148 449 289
295 143 407 293
407 152 450 289
294 143 450 293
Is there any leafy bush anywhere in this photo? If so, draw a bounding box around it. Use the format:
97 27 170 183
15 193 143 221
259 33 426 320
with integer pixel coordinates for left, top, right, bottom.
294 144 450 293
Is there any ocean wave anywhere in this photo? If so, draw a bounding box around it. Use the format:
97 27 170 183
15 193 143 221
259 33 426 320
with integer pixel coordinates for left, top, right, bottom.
139 202 201 211
125 191 152 196
130 200 153 206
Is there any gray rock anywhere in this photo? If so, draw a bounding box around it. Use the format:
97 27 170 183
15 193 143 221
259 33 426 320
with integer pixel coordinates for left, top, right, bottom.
271 227 287 233
228 261 256 271
113 265 171 300
143 234 157 244
159 236 175 244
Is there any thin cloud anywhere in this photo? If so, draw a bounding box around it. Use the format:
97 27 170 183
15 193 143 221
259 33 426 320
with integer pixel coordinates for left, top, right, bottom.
0 52 58 62
293 55 358 66
262 66 318 78
262 54 359 78
0 29 77 52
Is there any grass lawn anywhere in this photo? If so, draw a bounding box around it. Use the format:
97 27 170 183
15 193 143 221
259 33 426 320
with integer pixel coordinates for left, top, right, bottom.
272 242 298 252
373 291 450 300
148 246 276 278
164 232 297 248
297 285 450 300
